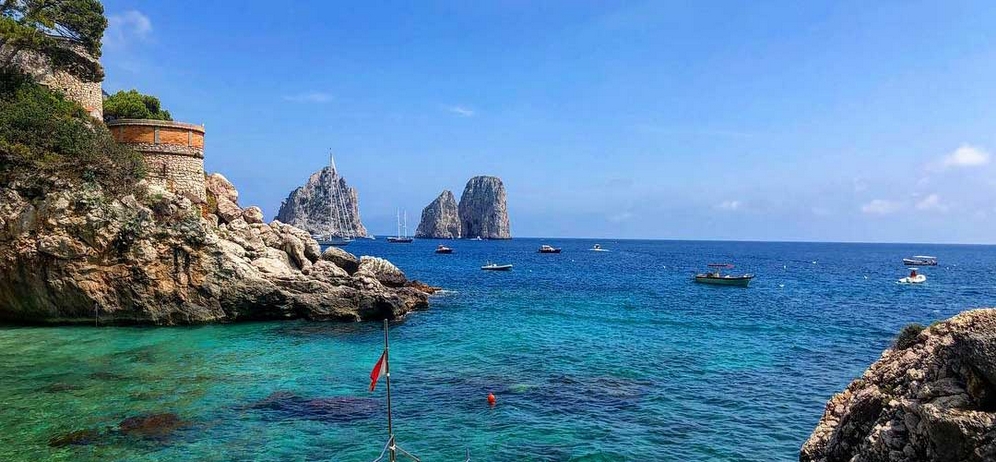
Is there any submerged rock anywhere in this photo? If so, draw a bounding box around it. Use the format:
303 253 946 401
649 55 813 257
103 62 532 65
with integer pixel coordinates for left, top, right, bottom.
0 175 429 325
249 391 380 422
801 309 996 462
275 166 368 237
458 176 511 239
49 428 101 447
118 413 184 438
415 190 461 239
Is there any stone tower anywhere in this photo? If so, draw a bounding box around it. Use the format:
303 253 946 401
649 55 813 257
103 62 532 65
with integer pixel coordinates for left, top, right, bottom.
6 39 104 119
107 119 207 201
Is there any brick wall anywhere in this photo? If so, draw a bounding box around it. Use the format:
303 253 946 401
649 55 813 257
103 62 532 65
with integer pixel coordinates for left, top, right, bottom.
107 120 207 201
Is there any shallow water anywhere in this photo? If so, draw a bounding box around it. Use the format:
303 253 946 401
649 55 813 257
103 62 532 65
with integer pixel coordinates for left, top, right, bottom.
1 239 994 461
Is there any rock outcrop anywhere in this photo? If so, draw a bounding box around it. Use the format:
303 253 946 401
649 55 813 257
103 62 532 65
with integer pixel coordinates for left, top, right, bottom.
801 309 996 462
0 176 431 325
275 166 368 237
415 190 461 239
457 176 511 239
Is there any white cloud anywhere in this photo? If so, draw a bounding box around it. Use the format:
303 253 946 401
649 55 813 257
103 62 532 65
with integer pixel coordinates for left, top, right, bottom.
915 194 947 212
283 92 333 103
716 200 741 211
105 11 152 48
861 199 901 215
444 105 475 117
941 144 990 168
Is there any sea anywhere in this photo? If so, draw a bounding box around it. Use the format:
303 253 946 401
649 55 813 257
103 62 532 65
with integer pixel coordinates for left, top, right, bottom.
1 238 994 461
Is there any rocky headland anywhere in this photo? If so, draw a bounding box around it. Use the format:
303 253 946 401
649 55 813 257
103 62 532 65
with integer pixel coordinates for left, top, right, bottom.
458 176 511 239
275 166 368 237
0 174 432 325
801 309 996 462
414 190 461 239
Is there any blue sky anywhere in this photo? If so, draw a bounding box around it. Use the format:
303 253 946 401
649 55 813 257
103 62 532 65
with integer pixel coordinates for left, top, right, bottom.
99 1 996 243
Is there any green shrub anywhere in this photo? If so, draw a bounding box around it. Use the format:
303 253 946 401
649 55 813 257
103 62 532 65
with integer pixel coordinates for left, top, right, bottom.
103 90 172 122
0 69 145 196
893 323 927 350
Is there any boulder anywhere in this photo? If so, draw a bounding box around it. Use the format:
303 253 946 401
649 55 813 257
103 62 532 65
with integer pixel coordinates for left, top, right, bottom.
243 206 264 224
357 256 407 288
205 173 238 204
215 197 242 224
801 309 996 462
321 246 359 274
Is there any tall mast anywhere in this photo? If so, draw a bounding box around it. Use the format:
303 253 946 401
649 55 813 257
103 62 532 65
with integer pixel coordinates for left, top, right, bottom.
403 211 408 238
329 152 353 239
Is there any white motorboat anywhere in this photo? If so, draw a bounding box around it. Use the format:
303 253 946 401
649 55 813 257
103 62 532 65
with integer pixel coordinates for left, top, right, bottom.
898 268 927 284
481 262 513 271
903 256 937 266
590 244 608 252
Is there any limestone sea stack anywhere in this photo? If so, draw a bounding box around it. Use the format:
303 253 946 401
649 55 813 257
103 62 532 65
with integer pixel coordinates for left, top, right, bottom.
275 166 368 237
801 309 996 462
0 173 430 325
415 190 461 239
457 176 511 239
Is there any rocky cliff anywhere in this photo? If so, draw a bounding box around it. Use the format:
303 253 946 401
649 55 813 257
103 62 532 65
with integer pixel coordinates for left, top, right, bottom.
458 176 511 239
275 166 368 237
0 174 431 325
801 309 996 462
415 190 461 239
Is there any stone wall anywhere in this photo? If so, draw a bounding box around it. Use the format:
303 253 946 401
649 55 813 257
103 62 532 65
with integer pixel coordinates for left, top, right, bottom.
107 120 207 201
4 43 103 120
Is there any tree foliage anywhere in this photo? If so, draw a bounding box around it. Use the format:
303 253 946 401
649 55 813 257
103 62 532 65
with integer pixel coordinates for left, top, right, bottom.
0 69 145 195
0 0 107 82
103 89 173 122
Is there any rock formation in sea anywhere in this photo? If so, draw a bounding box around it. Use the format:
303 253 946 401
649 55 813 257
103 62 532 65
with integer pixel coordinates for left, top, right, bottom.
0 173 431 325
457 176 511 239
801 309 996 462
275 166 369 237
414 190 461 239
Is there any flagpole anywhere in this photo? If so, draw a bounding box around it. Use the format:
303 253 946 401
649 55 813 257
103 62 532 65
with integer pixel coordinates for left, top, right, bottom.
384 319 396 462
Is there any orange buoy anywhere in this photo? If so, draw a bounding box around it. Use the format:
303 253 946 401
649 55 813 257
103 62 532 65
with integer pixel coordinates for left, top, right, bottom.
487 392 496 406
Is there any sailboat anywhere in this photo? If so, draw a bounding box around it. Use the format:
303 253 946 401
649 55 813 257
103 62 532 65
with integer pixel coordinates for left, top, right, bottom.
386 210 413 243
316 152 354 247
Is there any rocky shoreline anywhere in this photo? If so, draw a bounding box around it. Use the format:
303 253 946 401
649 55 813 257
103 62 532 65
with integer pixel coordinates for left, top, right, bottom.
801 309 996 461
0 173 434 325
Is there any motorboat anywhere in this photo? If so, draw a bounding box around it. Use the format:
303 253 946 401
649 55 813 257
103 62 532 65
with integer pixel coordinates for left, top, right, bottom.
538 244 562 254
435 245 453 254
481 262 513 271
903 256 937 266
898 268 927 284
387 236 413 243
693 264 754 287
590 244 608 252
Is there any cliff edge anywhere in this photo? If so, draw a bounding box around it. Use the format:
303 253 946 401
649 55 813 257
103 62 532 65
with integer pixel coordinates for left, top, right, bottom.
801 309 996 462
0 174 430 325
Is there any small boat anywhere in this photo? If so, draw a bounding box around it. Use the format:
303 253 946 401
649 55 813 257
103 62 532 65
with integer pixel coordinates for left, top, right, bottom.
317 236 352 247
693 264 754 287
590 244 608 252
387 209 413 243
435 245 453 254
898 268 927 284
903 256 937 266
538 244 562 254
471 236 483 241
481 262 513 271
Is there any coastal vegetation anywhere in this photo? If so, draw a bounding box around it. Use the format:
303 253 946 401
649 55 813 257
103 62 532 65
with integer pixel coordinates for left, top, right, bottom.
0 68 144 196
0 0 106 82
102 89 173 122
893 322 926 350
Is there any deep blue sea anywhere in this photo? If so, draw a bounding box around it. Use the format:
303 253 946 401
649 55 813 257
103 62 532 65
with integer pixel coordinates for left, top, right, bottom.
2 238 995 461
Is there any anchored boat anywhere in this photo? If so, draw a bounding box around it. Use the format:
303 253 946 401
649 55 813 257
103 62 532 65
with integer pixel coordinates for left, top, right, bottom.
538 244 562 254
898 268 927 284
387 210 413 243
435 245 453 254
316 152 355 247
693 264 754 287
481 262 513 271
903 255 937 266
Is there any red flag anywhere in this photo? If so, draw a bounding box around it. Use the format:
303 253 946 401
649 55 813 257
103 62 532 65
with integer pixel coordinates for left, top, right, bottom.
369 351 387 392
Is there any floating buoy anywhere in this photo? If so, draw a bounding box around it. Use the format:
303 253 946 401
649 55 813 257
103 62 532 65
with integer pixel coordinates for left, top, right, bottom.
487 392 496 406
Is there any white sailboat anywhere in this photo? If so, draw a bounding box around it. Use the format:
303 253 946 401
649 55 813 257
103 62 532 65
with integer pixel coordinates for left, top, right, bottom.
316 152 353 247
387 209 413 243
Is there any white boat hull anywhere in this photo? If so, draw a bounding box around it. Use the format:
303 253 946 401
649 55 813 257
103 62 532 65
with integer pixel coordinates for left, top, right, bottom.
898 275 927 284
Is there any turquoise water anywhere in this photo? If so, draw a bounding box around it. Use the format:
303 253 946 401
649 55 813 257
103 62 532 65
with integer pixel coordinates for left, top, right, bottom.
2 239 994 461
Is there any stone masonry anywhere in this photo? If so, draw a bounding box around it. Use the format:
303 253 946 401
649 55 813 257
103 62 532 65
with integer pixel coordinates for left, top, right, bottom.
107 119 207 201
5 41 103 120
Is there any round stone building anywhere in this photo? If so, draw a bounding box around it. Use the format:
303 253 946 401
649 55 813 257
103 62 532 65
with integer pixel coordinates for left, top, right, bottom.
107 119 207 201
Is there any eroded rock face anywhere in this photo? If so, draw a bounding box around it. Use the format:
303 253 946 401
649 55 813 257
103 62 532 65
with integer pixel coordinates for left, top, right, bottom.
801 309 996 462
415 190 460 239
0 177 430 325
458 176 510 239
275 166 368 237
